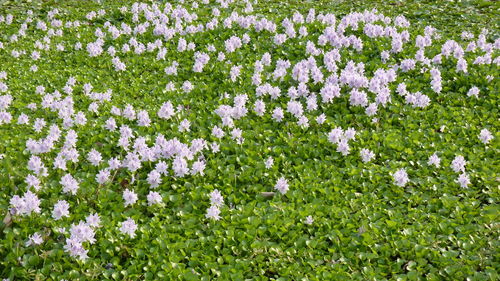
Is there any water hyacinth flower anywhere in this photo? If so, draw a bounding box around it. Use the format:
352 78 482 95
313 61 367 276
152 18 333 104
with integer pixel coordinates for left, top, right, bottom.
22 167 39 186
467 86 479 98
191 160 206 175
275 177 289 194
392 169 409 187
211 126 225 139
52 200 70 220
265 157 274 169
316 113 326 124
95 169 110 184
205 205 221 220
87 149 102 166
119 217 138 238
209 189 224 207
457 173 471 188
86 213 101 228
360 149 375 163
428 153 441 168
478 128 493 144
272 107 284 122
64 221 96 260
451 155 467 173
328 127 344 144
147 170 162 188
123 189 138 207
60 174 79 195
178 119 191 132
9 190 41 216
26 232 43 246
305 216 314 225
147 191 162 206
337 139 350 156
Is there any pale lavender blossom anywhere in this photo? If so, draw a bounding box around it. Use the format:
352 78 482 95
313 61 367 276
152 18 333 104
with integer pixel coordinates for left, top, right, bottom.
275 177 289 194
337 139 350 156
87 149 102 166
52 200 70 220
360 149 375 163
123 189 138 207
479 128 493 144
179 119 191 132
254 99 266 116
26 232 43 246
272 107 284 122
158 101 175 119
392 169 409 187
467 86 479 98
205 205 221 220
191 160 206 175
147 170 162 188
86 213 101 228
96 169 110 184
209 189 224 207
305 216 314 225
457 173 471 188
212 126 225 138
120 217 138 238
451 155 466 173
147 191 162 206
428 153 441 168
328 127 343 144
265 157 274 169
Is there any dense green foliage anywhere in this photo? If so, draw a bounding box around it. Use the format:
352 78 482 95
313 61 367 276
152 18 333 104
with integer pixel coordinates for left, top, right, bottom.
0 0 498 280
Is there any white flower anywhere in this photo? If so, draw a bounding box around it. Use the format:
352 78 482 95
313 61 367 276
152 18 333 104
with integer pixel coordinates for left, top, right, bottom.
26 232 43 246
86 213 101 228
428 153 441 168
316 114 326 124
96 169 110 184
120 217 138 238
265 157 274 169
360 149 375 163
274 177 289 194
305 216 314 225
179 119 191 132
147 191 162 206
451 155 466 173
457 173 471 188
209 189 224 207
467 86 479 98
272 107 284 122
205 205 221 220
392 169 409 187
123 189 138 207
52 200 70 220
479 128 493 144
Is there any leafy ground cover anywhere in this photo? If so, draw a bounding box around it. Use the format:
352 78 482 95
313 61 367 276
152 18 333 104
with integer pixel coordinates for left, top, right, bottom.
0 0 498 280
